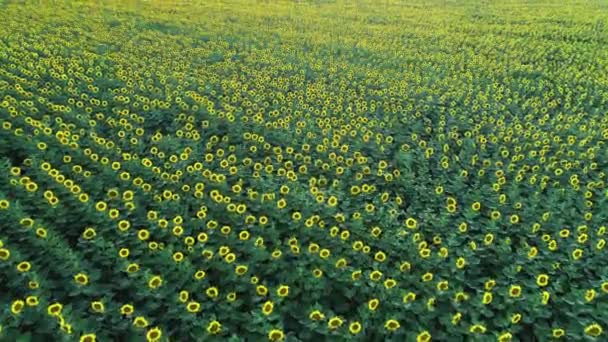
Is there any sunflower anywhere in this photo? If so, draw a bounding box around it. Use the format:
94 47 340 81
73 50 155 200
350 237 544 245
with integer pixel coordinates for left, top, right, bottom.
120 304 134 316
82 227 97 240
206 287 219 298
137 229 150 241
349 321 362 335
585 289 596 302
0 248 11 261
536 274 549 287
148 276 163 289
384 319 400 331
403 292 416 303
207 320 222 335
74 273 89 286
16 261 31 272
584 323 603 337
508 285 522 297
173 252 184 263
95 201 107 211
47 303 63 316
133 316 149 329
552 328 565 338
328 317 343 330
370 270 383 281
319 249 330 259
235 265 248 276
91 301 105 313
417 330 432 342
482 292 493 305
261 300 274 315
511 313 522 324
456 257 466 269
367 298 379 311
268 329 285 341
118 248 130 259
469 324 486 334
117 220 131 232
437 280 449 291
11 300 24 315
498 332 512 342
186 301 201 313
80 333 97 342
146 327 162 342
451 312 462 325
309 310 325 321
276 285 289 297
374 251 386 262
25 296 39 306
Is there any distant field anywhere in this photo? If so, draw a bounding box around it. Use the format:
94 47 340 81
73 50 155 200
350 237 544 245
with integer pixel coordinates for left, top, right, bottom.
1 0 607 341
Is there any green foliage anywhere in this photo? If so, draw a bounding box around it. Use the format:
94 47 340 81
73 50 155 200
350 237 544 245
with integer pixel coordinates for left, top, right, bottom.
1 1 608 342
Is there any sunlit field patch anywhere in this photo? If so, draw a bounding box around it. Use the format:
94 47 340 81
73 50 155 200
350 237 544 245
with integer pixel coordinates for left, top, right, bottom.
1 0 608 341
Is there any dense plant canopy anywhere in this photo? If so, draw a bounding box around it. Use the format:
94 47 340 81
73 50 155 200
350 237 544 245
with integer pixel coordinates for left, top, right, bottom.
1 0 608 341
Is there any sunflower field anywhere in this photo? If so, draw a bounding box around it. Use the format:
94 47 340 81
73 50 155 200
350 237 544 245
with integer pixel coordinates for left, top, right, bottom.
1 0 608 341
